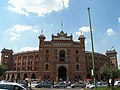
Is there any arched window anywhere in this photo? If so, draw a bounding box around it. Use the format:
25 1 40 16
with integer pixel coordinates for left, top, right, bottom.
59 50 65 61
76 50 78 54
28 55 33 65
46 50 49 54
45 64 49 70
76 64 79 70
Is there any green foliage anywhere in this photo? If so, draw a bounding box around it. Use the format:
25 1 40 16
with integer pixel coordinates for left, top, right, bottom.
101 66 120 80
93 86 120 90
0 64 6 76
100 65 120 89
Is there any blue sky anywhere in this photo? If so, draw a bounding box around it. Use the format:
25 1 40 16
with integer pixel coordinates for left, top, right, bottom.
0 0 120 66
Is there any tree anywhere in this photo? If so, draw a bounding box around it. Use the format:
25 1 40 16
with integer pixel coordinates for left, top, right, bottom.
101 65 120 90
0 64 6 80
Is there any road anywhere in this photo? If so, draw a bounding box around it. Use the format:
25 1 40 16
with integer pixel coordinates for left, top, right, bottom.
31 87 91 90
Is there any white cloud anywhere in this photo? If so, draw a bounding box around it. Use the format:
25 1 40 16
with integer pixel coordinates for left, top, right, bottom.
106 28 116 36
75 26 90 35
19 47 38 52
50 24 54 27
9 32 21 41
6 24 39 41
7 0 70 16
118 17 120 23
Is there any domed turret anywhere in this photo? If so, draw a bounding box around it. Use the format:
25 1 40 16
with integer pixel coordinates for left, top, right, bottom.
38 30 46 48
78 35 86 47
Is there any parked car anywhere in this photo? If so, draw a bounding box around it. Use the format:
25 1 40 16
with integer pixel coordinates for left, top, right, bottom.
114 81 120 86
0 82 27 90
86 82 107 89
54 82 67 88
28 81 38 87
70 82 86 88
86 83 95 89
117 82 120 86
97 82 107 87
35 81 52 88
18 83 28 89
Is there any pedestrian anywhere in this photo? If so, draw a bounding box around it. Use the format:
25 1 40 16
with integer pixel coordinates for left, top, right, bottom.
29 81 31 88
52 81 54 88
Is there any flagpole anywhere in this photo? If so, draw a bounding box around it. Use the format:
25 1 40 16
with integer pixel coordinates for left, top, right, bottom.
87 7 97 89
41 29 43 34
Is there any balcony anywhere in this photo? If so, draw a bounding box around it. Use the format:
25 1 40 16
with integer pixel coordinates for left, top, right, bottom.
54 56 70 63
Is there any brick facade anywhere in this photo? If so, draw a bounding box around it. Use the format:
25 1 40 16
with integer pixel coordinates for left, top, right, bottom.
1 31 118 82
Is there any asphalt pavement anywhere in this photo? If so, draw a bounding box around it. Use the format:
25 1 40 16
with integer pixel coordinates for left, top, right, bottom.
31 87 91 90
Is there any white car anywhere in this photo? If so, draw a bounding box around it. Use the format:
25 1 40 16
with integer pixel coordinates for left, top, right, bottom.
70 82 86 88
54 82 67 88
86 82 107 89
86 83 95 89
28 81 38 87
114 81 120 86
0 82 27 90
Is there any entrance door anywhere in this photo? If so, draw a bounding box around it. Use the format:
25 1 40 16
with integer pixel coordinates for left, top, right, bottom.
58 66 67 81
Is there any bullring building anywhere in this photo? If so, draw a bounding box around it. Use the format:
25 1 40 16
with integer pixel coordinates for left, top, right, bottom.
1 31 118 81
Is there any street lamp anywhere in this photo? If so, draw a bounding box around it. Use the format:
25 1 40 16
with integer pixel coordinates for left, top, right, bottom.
87 7 97 89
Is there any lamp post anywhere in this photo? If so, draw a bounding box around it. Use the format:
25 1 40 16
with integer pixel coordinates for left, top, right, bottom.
87 7 97 89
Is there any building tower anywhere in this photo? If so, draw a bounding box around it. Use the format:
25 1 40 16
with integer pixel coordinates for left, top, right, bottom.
38 33 46 49
1 48 13 70
78 34 86 51
106 49 118 68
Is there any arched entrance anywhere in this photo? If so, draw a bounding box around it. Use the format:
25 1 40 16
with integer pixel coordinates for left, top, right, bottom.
11 74 14 82
23 73 28 80
58 66 67 81
31 73 36 79
17 73 20 81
